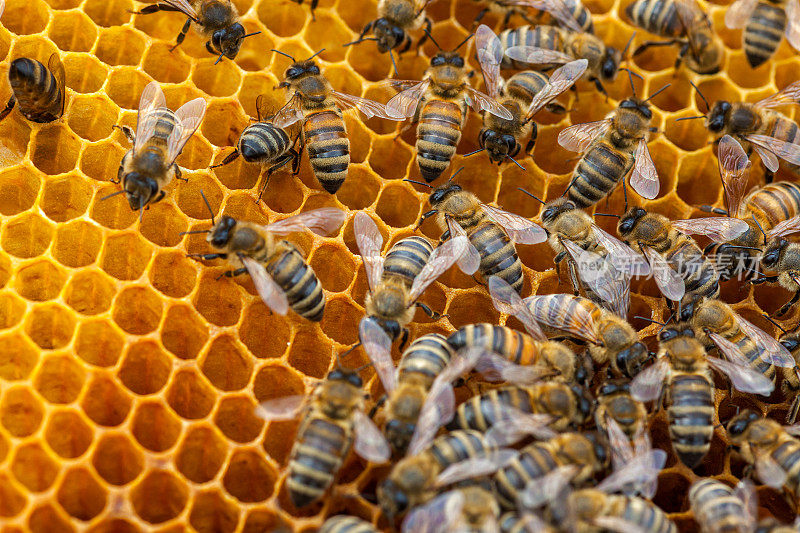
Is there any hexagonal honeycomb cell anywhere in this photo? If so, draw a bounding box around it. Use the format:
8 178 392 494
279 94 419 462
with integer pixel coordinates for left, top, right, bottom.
0 0 799 530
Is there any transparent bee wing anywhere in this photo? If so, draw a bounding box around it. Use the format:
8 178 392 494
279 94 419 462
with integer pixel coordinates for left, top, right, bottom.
707 352 775 396
385 79 430 119
526 60 588 118
786 0 800 52
241 255 289 315
562 240 630 319
353 212 385 293
358 318 397 394
161 0 200 19
767 215 800 239
47 53 66 117
557 118 612 153
748 140 780 173
488 276 548 340
409 235 468 302
436 450 519 487
412 0 434 12
482 204 548 244
476 352 555 385
785 423 800 436
523 293 599 343
519 465 578 509
724 0 757 28
675 0 713 55
255 395 306 421
717 135 751 219
629 139 659 200
733 479 758 529
134 81 167 153
630 358 669 402
746 134 800 169
264 208 347 236
592 226 651 277
402 491 464 533
642 247 685 302
505 46 573 66
476 24 504 100
755 451 788 489
756 80 800 109
592 516 650 533
332 91 405 121
597 449 667 496
271 95 304 129
671 217 750 242
447 218 481 275
166 97 207 165
604 416 635 466
522 0 584 32
485 409 556 447
736 316 796 368
353 410 392 463
466 87 514 120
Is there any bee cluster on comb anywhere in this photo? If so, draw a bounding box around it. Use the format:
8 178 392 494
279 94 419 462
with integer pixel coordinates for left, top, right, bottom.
0 0 800 531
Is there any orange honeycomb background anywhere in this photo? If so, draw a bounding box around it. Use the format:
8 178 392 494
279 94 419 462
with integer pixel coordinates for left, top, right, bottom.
0 0 798 530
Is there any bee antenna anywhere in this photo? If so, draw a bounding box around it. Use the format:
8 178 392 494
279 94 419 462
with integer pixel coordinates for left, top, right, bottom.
307 48 326 61
448 166 465 183
517 187 545 205
594 212 621 218
688 80 710 113
634 315 665 325
139 200 146 224
621 31 636 60
644 83 671 103
752 215 767 245
214 52 225 65
452 33 474 53
200 189 215 225
423 28 442 51
388 49 399 76
725 245 763 251
343 36 378 46
243 31 262 39
762 313 788 334
506 154 526 171
619 68 642 96
463 148 485 157
562 176 579 197
674 115 706 122
271 49 296 62
403 178 433 188
334 342 364 371
100 189 127 201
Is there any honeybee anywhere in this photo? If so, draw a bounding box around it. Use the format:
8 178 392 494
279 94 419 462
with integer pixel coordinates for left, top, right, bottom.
256 354 391 508
190 206 346 321
756 518 800 533
726 409 800 502
109 82 206 218
631 324 773 468
725 0 800 68
768 321 800 423
627 0 725 74
133 0 261 63
757 236 800 317
210 95 300 202
689 478 758 533
473 0 594 37
272 49 402 193
475 25 587 166
402 484 503 533
354 212 467 346
0 54 65 123
320 516 379 533
384 34 514 182
415 175 547 294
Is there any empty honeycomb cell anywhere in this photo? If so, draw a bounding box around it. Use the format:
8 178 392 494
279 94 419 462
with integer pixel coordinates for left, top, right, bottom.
96 28 146 67
214 395 264 443
9 34 59 64
2 0 50 36
62 54 108 94
192 59 243 98
677 149 724 207
239 302 292 358
0 474 27 518
253 364 306 404
27 504 74 533
35 354 84 404
14 260 67 301
309 244 356 293
201 334 253 391
118 341 172 395
159 305 207 361
375 184 420 228
139 202 189 248
167 368 216 420
1 213 54 259
56 467 107 521
80 143 125 184
192 272 243 326
81 373 133 427
1 386 44 437
150 252 197 299
85 519 140 533
0 333 38 380
288 329 332 378
75 319 124 367
0 166 40 216
53 222 102 269
443 289 497 329
189 490 239 533
233 31 276 73
695 77 742 112
131 401 182 452
222 448 277 503
335 166 381 211
0 292 25 329
67 95 118 142
237 72 281 117
346 45 392 83
49 11 97 53
142 42 192 84
367 136 414 181
24 304 76 350
92 433 143 485
83 0 133 26
64 270 115 315
175 425 228 483
320 296 362 345
665 111 709 152
41 175 93 223
728 50 772 89
201 99 250 149
105 67 151 109
212 154 260 192
0 119 31 168
131 470 188 524
11 442 59 492
175 173 224 220
243 510 294 533
177 135 214 171
112 286 163 334
647 73 692 113
258 1 307 38
31 125 82 176
303 14 350 65
100 232 152 280
44 410 93 459
91 187 140 230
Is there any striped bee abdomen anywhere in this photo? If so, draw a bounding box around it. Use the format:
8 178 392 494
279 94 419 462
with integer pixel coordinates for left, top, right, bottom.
383 236 434 287
504 71 550 105
493 441 560 509
668 373 714 468
499 26 564 69
266 244 326 321
425 430 494 470
665 240 720 301
397 333 452 383
773 439 800 496
764 116 800 173
569 139 635 208
470 222 524 294
746 181 800 229
743 2 787 68
417 99 465 182
625 0 682 37
239 122 292 163
448 387 534 432
564 0 594 32
8 58 63 123
320 516 379 533
447 324 537 366
690 478 751 533
618 495 678 533
304 109 350 193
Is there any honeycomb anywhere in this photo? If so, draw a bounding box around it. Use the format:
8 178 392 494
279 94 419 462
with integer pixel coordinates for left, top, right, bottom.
0 0 798 530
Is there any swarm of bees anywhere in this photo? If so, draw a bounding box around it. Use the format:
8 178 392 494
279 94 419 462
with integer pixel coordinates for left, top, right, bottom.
6 0 800 530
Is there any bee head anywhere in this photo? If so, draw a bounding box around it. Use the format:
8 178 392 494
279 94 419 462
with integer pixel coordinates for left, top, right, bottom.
598 378 630 397
212 23 246 59
430 51 465 68
726 409 760 438
707 101 731 133
600 46 620 81
429 183 462 205
616 341 650 378
479 129 519 163
377 479 410 518
373 18 406 53
541 198 577 224
385 419 415 452
123 172 158 211
583 431 609 467
571 384 595 422
328 368 363 388
285 60 321 80
761 238 788 268
619 98 652 120
617 207 647 237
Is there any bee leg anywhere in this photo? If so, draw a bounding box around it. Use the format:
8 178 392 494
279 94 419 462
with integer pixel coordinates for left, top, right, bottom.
173 166 188 183
416 302 446 321
368 395 386 418
309 0 319 20
775 291 800 317
169 18 193 53
416 209 438 230
416 18 432 52
131 3 182 15
525 126 538 156
501 10 515 28
566 260 582 296
674 42 690 71
472 274 487 287
765 169 775 184
593 78 608 101
0 96 16 122
632 39 679 58
187 253 227 261
787 395 800 425
151 190 167 204
210 149 240 169
111 124 135 143
399 329 410 352
217 268 247 280
471 8 489 29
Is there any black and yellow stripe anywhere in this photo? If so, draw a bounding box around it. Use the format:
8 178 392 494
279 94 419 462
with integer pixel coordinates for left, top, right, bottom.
447 324 539 366
304 109 350 193
239 122 292 163
383 236 434 287
564 0 594 33
690 478 751 533
397 332 452 382
8 57 63 123
668 372 715 468
320 516 379 533
744 2 787 68
773 438 800 497
492 439 562 509
763 116 800 174
504 71 550 104
662 237 720 301
746 181 800 229
498 25 566 70
266 244 326 321
625 0 682 38
613 493 677 533
568 139 635 208
472 223 525 294
417 99 464 182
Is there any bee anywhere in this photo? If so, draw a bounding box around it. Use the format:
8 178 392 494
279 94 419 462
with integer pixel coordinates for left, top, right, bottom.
756 236 800 317
256 353 391 508
132 0 261 63
354 212 467 346
631 324 773 468
108 82 206 218
385 34 514 183
414 175 547 294
767 320 800 423
402 484 503 533
689 478 758 533
726 409 800 502
725 0 800 68
0 54 65 123
319 516 379 533
473 0 594 36
273 49 402 193
499 512 558 533
210 95 301 202
595 379 648 453
190 205 346 321
474 25 587 166
756 518 800 533
627 0 725 74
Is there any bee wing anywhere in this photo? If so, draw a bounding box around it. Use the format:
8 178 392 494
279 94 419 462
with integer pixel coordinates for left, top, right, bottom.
447 218 481 275
482 204 548 244
409 235 468 302
642 247 685 302
161 0 200 19
592 226 651 277
402 491 464 533
724 0 758 28
47 54 66 117
476 24 504 100
597 449 667 496
717 135 751 219
786 0 800 52
255 395 306 421
768 215 800 239
134 81 167 153
519 465 579 509
264 208 347 236
671 217 750 242
523 293 600 343
385 79 430 119
707 352 775 396
166 97 207 164
748 139 781 173
358 318 397 394
435 450 519 487
465 87 514 120
488 276 548 340
733 479 758 529
557 119 612 153
271 95 304 129
412 0 434 12
746 134 800 169
240 255 290 315
526 59 588 118
737 316 796 368
504 46 574 66
476 352 556 385
353 410 392 463
755 450 788 489
518 0 584 33
786 423 800 436
756 80 800 109
353 212 385 293
562 240 631 319
630 358 669 402
629 140 659 200
332 91 405 121
603 416 635 466
486 409 557 447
